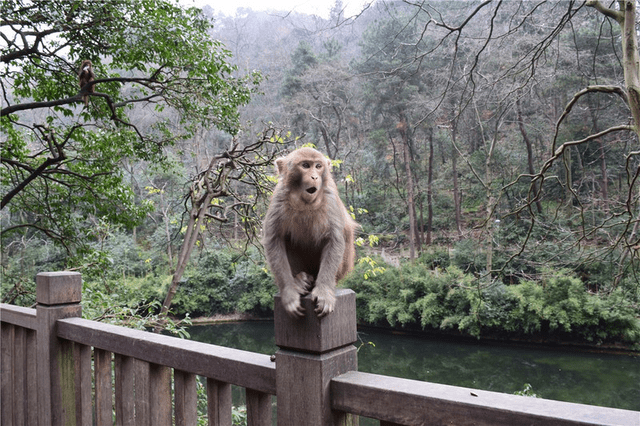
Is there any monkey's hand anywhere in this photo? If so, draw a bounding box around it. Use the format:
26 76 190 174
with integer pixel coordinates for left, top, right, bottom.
281 273 314 318
310 283 336 318
295 272 314 294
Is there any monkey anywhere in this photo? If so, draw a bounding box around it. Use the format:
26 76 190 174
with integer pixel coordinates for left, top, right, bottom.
78 60 95 106
262 147 358 318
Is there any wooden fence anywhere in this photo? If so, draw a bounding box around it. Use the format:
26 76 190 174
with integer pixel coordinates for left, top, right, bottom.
1 271 638 426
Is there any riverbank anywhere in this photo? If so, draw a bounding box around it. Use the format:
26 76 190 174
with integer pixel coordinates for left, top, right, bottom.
189 312 269 325
184 313 639 356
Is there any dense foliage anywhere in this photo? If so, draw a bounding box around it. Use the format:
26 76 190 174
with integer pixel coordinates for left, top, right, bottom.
1 0 260 259
2 1 640 348
343 255 640 347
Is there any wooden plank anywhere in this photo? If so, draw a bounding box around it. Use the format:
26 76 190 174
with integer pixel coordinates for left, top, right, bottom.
0 303 37 329
1 323 14 425
174 370 197 426
115 354 135 426
36 293 82 425
246 388 271 426
134 359 150 426
149 363 172 426
276 346 357 426
274 289 357 353
331 371 640 426
58 339 78 426
36 271 82 305
25 329 37 426
14 326 26 425
95 348 113 426
207 378 232 426
74 343 92 426
57 317 276 394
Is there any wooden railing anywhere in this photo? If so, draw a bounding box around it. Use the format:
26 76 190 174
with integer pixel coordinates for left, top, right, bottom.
1 271 638 426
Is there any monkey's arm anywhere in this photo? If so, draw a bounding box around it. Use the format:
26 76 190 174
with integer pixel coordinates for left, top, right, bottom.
263 206 309 317
311 197 346 316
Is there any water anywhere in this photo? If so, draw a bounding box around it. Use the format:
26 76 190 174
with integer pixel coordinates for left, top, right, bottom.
186 321 640 413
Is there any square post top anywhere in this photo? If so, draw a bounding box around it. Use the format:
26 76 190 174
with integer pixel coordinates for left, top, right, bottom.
274 288 357 354
36 271 82 306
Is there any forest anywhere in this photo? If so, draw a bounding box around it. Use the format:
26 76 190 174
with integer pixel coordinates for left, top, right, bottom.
2 0 639 349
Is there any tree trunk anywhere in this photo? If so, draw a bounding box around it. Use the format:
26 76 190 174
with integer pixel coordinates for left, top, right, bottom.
516 97 543 214
451 125 463 237
426 127 434 245
158 190 213 323
599 138 609 212
398 113 417 260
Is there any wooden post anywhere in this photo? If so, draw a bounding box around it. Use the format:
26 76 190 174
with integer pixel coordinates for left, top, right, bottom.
36 271 82 426
275 289 358 426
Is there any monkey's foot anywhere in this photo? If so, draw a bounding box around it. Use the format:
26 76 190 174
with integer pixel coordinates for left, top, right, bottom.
310 285 336 318
281 285 305 318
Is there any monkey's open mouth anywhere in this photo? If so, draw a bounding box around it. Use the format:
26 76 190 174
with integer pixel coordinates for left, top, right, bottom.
306 187 317 194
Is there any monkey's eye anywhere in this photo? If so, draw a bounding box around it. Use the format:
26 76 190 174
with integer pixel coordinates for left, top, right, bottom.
302 162 311 169
315 163 322 169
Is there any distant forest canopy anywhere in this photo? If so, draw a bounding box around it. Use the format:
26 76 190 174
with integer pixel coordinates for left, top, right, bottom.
2 0 639 339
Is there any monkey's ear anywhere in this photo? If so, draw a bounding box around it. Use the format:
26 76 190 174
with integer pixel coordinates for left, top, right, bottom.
275 157 287 175
326 158 332 171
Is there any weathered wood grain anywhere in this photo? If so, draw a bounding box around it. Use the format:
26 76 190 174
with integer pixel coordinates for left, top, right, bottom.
331 371 639 426
149 363 172 426
1 323 14 425
57 317 276 394
174 370 197 426
0 303 37 329
74 343 92 426
115 353 135 425
207 378 232 426
94 348 113 426
274 289 357 354
246 389 272 426
134 359 151 426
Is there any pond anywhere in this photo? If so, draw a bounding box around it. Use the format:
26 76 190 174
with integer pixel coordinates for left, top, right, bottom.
186 321 640 415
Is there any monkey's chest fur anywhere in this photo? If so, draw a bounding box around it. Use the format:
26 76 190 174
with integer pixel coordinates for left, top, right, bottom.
282 205 340 279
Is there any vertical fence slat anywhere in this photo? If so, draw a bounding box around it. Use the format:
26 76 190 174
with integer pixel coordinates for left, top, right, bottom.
13 326 26 425
174 370 197 426
1 323 14 425
115 353 135 426
59 339 77 425
74 343 92 426
135 359 150 426
26 328 37 426
246 389 271 426
207 378 232 426
95 348 113 426
149 363 172 426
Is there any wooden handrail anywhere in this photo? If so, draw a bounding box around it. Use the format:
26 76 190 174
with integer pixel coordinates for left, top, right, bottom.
56 316 276 394
0 303 37 329
331 371 639 426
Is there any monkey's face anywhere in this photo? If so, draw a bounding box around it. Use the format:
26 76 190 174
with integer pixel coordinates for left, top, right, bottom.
296 159 325 204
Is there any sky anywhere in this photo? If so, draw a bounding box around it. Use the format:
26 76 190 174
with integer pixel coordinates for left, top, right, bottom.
179 0 370 19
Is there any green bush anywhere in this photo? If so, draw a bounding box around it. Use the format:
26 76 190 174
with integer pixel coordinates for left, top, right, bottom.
165 247 276 317
343 260 640 346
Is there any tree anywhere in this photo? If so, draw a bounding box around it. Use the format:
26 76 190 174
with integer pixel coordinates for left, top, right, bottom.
353 7 426 259
157 128 295 322
1 0 261 259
